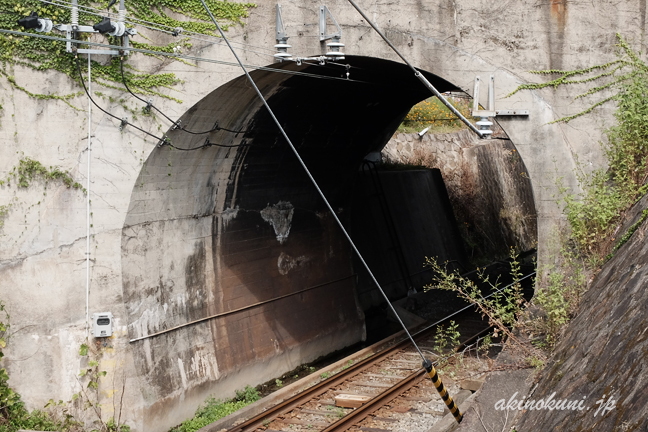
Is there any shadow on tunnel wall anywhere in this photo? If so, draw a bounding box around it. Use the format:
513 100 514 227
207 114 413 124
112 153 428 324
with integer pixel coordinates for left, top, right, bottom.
120 56 461 429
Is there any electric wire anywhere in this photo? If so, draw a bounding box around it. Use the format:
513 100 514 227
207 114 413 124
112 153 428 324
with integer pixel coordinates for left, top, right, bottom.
75 54 166 143
118 57 245 135
38 0 280 56
37 0 371 67
198 0 428 362
76 55 248 150
0 29 366 84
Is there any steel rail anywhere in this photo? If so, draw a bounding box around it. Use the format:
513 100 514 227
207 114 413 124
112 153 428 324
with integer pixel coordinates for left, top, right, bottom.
225 266 536 432
320 369 428 432
227 333 421 432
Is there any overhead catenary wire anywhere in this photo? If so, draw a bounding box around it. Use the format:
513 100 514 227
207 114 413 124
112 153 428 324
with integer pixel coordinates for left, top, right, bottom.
0 29 365 84
37 0 279 56
198 0 428 363
345 0 484 140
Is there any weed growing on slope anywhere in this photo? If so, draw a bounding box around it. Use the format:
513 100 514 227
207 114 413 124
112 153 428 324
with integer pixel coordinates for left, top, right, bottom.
171 386 260 432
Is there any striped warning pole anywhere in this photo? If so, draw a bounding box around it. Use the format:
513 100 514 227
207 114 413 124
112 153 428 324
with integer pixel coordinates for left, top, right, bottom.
423 359 463 423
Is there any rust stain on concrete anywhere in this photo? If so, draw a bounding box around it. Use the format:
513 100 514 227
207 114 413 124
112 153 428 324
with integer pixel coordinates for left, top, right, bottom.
550 0 567 29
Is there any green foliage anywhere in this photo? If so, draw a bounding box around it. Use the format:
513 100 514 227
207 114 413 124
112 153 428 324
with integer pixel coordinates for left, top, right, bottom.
0 205 9 230
171 386 260 432
234 385 259 404
527 237 588 349
508 34 644 123
606 208 648 260
424 249 538 358
3 157 85 192
399 96 471 133
0 0 255 103
319 372 330 380
434 320 461 356
551 37 648 260
513 34 648 260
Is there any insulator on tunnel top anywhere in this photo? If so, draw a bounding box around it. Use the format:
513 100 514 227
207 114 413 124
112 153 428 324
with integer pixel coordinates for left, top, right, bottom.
476 117 493 138
325 36 345 60
274 41 293 61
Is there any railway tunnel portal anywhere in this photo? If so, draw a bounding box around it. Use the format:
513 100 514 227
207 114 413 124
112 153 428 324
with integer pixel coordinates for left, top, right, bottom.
5 0 643 430
122 56 533 429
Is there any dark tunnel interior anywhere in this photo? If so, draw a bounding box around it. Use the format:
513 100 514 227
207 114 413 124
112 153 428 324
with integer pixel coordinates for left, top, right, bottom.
121 55 494 405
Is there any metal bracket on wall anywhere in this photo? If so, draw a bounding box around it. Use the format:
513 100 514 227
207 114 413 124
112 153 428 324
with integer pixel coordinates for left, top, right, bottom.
472 75 529 138
274 4 292 61
58 24 136 55
319 5 342 41
319 5 344 59
58 2 136 56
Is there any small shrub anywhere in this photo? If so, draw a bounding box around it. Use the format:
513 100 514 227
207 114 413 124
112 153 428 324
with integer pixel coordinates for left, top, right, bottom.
434 321 461 356
172 386 260 432
424 250 541 359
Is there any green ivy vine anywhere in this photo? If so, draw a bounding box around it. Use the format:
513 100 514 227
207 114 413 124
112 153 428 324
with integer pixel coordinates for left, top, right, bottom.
508 34 643 123
0 0 255 104
1 157 85 192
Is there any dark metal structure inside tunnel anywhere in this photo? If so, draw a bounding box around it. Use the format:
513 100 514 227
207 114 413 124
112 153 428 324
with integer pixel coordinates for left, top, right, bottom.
120 55 469 426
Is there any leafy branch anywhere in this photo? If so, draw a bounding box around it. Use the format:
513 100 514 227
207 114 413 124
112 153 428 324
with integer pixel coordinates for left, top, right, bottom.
507 33 645 123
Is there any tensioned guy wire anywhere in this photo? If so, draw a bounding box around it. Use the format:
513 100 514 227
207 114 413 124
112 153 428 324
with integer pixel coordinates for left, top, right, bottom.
345 0 484 140
198 0 427 361
198 2 464 420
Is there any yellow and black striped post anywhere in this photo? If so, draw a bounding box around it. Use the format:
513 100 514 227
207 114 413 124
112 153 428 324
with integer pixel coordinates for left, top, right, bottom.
423 359 463 423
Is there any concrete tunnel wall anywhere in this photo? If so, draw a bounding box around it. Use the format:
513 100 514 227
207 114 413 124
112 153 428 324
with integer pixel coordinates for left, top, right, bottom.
121 56 466 427
2 1 646 431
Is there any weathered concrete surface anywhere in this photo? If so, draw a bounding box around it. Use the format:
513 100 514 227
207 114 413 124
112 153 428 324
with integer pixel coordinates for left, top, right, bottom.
383 130 537 261
350 169 467 310
515 197 648 431
1 0 644 430
120 56 449 430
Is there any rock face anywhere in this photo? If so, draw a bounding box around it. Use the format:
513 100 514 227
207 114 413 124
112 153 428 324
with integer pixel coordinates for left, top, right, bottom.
382 130 537 261
516 197 648 430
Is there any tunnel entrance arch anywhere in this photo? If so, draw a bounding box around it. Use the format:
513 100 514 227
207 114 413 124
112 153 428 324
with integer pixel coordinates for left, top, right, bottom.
120 56 535 429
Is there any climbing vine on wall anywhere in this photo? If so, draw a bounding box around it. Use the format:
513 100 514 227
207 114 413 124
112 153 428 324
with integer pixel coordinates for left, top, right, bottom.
508 33 644 123
0 0 255 103
1 157 85 191
511 34 648 261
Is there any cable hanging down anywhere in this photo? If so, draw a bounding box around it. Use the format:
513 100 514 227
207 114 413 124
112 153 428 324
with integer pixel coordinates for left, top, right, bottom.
76 55 247 151
0 29 364 85
119 57 245 136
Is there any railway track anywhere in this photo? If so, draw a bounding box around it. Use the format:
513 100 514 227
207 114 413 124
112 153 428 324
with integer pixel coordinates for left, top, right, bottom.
226 312 489 432
225 267 536 432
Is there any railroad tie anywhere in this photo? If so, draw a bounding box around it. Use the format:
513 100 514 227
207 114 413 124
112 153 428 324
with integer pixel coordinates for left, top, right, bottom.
422 359 463 423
